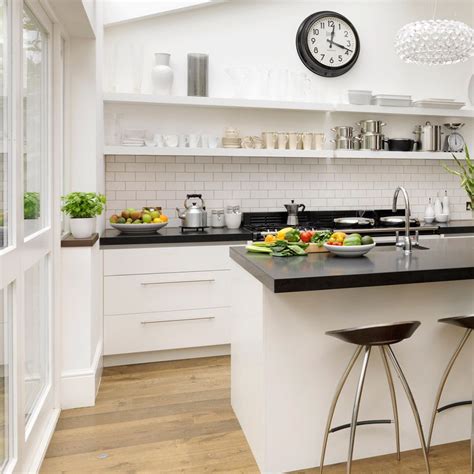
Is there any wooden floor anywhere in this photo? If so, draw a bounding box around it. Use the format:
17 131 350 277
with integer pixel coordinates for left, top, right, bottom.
42 356 470 473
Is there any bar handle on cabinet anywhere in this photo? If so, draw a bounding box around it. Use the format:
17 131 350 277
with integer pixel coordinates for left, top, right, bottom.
140 278 215 286
140 316 215 325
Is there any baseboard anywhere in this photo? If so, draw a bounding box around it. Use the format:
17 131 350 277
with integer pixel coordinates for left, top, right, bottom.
104 344 230 367
26 407 60 474
61 341 103 409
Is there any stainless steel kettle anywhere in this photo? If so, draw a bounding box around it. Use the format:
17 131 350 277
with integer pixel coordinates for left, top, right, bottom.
284 200 305 226
176 194 207 228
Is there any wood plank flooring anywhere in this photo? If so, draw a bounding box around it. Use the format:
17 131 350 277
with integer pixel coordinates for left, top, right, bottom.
41 356 470 473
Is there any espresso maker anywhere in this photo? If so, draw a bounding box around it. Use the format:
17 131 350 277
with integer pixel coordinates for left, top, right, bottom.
284 200 306 226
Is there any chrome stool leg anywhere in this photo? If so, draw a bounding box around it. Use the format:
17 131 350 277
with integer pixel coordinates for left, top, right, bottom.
320 345 363 474
427 328 472 451
385 345 431 474
379 346 401 461
347 346 371 474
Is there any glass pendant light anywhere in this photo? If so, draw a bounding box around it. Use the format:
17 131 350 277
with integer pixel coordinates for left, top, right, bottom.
395 0 474 65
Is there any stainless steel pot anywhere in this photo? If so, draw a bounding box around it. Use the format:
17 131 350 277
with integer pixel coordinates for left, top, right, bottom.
421 121 443 151
333 217 375 226
357 120 386 134
176 194 207 228
331 126 354 138
355 132 385 151
331 137 354 150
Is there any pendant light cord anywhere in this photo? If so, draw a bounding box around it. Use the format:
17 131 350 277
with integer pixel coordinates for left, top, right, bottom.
432 0 438 20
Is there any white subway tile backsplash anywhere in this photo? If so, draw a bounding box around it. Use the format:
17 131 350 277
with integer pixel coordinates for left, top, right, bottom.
104 154 472 226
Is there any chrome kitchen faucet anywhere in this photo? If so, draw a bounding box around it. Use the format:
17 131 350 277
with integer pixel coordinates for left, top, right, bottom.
392 186 412 255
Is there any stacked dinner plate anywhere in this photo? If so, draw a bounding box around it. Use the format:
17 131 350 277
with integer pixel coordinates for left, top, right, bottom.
222 137 242 148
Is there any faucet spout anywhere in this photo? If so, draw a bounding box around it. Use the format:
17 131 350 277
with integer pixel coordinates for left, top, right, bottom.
392 186 412 255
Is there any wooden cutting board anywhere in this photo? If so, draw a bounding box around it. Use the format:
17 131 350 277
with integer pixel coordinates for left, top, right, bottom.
305 243 329 253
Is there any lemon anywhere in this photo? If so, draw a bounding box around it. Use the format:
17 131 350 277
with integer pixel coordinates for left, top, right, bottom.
276 227 293 240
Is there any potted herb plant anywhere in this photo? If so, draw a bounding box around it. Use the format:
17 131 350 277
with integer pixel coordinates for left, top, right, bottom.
24 192 40 235
62 192 106 239
443 146 473 217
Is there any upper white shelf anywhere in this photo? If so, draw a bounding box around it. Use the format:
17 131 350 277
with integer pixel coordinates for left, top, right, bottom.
103 92 474 118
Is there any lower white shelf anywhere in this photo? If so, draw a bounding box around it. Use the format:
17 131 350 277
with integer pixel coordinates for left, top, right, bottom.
103 146 461 160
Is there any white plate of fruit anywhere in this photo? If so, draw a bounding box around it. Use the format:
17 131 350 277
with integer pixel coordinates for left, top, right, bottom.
109 207 169 234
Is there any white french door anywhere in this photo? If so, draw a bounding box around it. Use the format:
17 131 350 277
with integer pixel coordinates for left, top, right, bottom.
0 0 60 471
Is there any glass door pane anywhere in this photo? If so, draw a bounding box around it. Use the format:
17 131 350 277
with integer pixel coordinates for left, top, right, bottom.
23 6 48 238
0 0 8 249
24 258 49 426
0 288 10 469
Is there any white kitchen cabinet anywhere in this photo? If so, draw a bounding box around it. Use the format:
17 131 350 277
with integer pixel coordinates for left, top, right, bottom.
103 244 239 357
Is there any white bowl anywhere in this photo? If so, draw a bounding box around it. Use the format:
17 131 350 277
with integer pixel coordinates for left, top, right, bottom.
435 214 449 223
348 90 373 105
423 216 435 224
110 222 168 234
324 242 376 258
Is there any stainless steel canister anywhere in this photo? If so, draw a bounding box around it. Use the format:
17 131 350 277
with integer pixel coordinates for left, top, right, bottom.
421 121 443 151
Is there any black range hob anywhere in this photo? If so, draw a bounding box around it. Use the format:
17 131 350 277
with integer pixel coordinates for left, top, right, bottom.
242 210 432 241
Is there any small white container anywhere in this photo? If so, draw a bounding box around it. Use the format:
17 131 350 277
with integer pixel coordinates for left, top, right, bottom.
373 94 412 107
424 197 435 223
70 217 96 239
211 209 225 228
348 90 372 105
224 203 242 229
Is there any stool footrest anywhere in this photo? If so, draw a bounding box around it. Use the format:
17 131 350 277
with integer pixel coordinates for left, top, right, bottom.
437 400 472 413
329 419 393 434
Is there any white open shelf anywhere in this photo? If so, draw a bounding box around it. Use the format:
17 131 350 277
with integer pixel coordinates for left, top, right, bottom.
104 146 461 160
104 92 474 118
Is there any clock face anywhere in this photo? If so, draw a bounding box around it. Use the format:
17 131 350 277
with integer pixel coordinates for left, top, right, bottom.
306 16 358 68
447 132 465 152
296 11 360 77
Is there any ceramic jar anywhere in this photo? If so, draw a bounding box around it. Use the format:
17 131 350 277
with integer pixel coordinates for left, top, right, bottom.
151 53 173 95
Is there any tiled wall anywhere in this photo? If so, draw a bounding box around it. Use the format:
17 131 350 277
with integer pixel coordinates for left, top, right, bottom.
104 154 471 227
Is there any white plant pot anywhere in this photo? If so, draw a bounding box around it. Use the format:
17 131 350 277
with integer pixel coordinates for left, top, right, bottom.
69 217 96 239
151 53 173 95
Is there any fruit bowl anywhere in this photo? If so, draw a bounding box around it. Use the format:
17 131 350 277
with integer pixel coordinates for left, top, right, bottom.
323 242 376 258
110 222 168 235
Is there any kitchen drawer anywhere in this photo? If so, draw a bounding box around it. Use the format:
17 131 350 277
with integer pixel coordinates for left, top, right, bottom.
104 307 231 355
104 270 230 315
103 245 234 276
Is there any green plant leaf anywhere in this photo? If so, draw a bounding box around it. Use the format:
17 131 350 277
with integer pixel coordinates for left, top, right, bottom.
61 192 106 218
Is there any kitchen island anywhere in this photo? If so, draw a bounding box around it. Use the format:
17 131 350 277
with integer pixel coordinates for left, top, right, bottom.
229 238 474 473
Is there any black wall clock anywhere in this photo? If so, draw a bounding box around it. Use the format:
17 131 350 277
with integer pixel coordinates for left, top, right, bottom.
296 11 360 77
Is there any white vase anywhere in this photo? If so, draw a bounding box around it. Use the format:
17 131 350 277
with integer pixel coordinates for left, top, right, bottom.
468 74 474 106
151 53 173 95
70 217 96 239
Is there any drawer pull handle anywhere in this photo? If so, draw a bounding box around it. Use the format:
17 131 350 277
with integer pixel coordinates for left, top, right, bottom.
141 316 215 325
140 279 215 286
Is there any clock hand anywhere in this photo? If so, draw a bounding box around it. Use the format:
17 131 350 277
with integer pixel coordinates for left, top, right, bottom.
329 25 335 48
327 39 353 53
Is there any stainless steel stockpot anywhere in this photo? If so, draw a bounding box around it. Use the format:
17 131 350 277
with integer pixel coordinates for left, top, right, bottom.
331 126 354 138
356 132 385 150
331 137 354 150
357 119 386 134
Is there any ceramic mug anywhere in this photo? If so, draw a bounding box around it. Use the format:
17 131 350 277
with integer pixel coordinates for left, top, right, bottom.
208 136 220 148
179 134 189 147
314 133 325 150
277 132 288 150
288 132 301 150
252 136 263 149
241 136 254 149
201 134 209 148
188 134 201 148
262 132 277 149
164 134 179 147
154 133 165 147
302 132 313 150
225 127 239 138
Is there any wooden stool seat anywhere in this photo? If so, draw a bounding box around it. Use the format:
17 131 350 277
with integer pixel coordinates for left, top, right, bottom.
438 315 474 330
326 321 421 346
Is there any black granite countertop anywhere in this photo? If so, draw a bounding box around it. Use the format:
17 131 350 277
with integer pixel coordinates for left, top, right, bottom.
100 227 252 246
229 237 474 293
99 220 474 246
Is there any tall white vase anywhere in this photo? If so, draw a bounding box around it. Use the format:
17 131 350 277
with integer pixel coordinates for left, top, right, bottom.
468 74 474 106
151 53 173 95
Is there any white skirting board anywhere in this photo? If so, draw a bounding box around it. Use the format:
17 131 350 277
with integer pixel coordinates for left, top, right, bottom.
104 344 230 367
61 341 103 409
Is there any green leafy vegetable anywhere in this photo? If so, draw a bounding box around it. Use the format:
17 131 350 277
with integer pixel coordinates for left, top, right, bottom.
311 230 332 247
246 240 308 257
61 192 106 218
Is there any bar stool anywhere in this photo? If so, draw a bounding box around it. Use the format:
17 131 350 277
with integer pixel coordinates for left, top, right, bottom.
427 315 473 451
320 321 430 474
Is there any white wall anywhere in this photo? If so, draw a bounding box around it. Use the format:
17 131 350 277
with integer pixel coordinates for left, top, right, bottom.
103 0 474 100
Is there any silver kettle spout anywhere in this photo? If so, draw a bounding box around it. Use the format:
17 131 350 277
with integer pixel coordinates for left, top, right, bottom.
176 208 186 220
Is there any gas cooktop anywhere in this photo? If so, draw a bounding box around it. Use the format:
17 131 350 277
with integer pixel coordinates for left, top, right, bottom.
242 210 437 240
